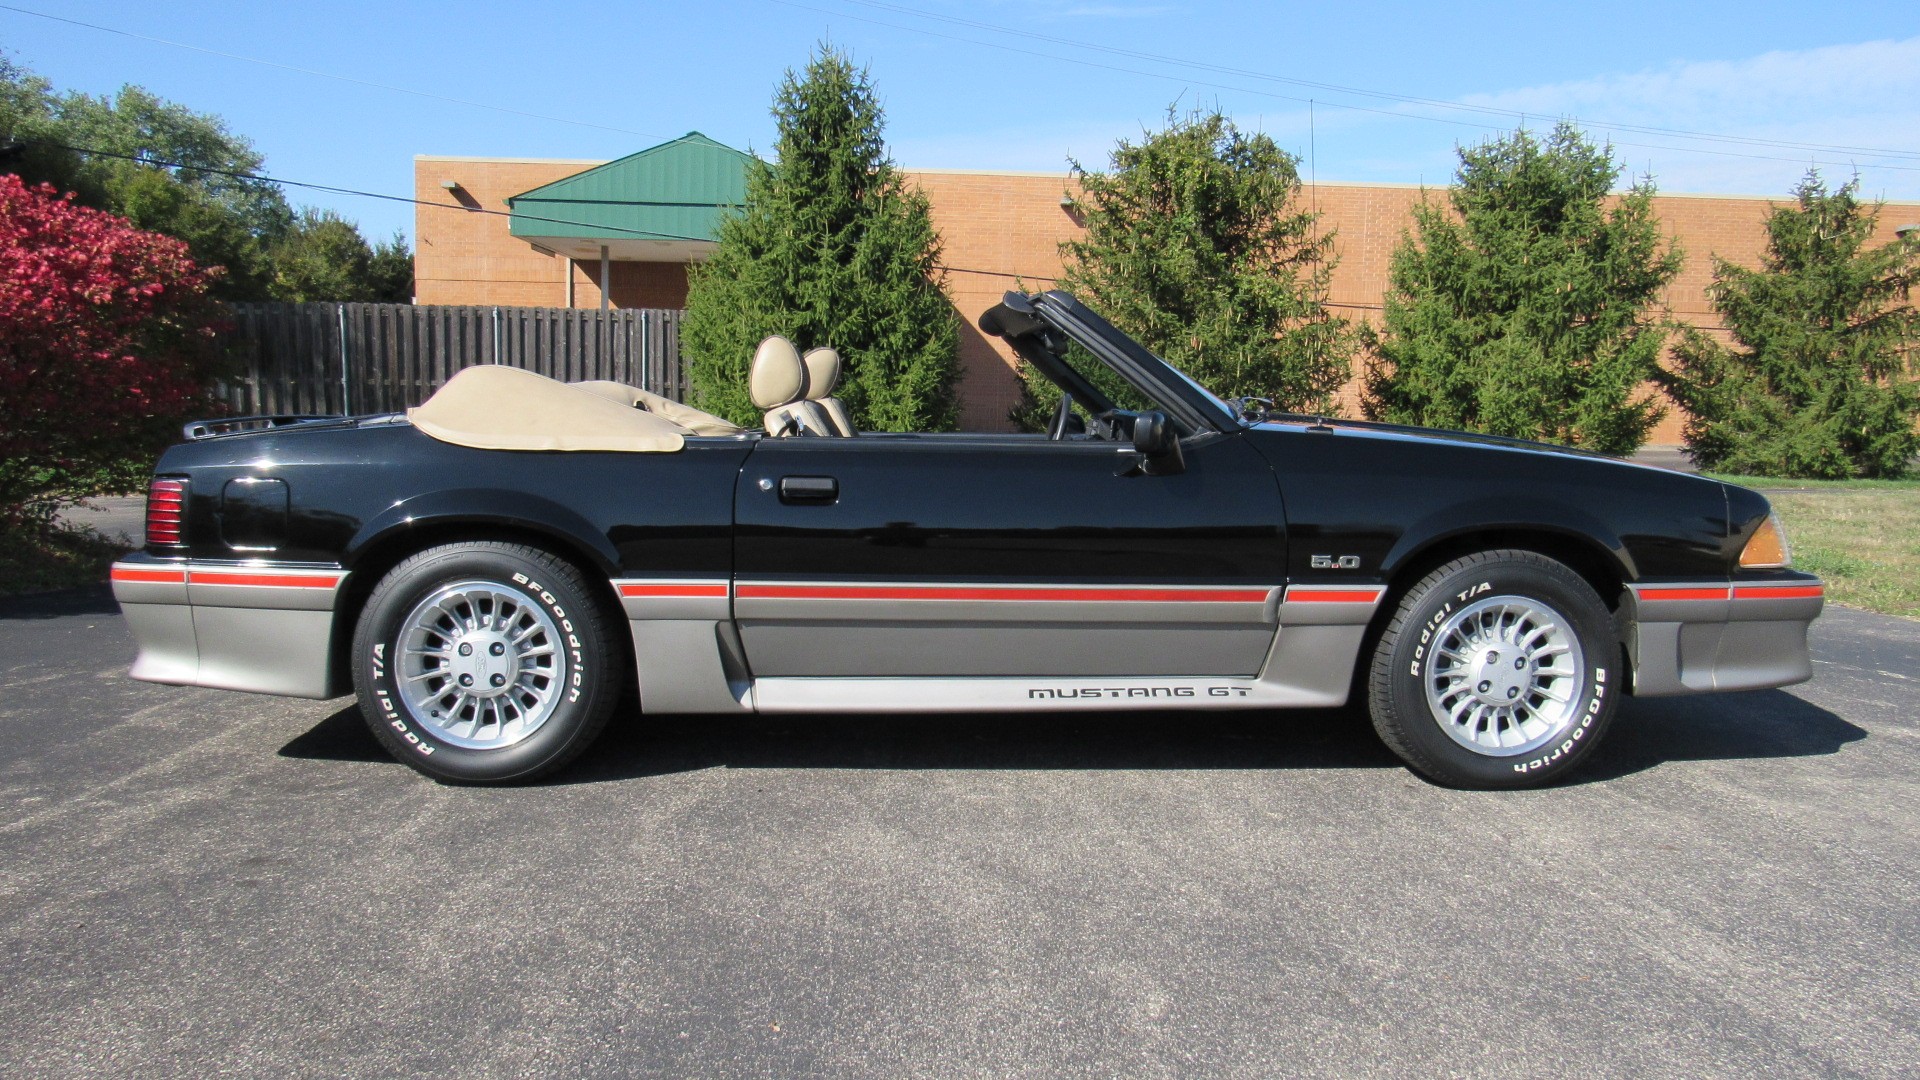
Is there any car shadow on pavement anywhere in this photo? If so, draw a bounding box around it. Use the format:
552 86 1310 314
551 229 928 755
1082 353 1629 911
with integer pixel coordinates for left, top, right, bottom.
281 702 1404 778
281 687 1864 787
1577 690 1863 783
279 705 400 764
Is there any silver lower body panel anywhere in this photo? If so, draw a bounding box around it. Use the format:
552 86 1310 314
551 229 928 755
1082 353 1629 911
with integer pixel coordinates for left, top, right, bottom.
737 622 1279 678
190 606 339 698
628 619 754 713
1628 579 1823 697
753 622 1371 713
113 558 346 700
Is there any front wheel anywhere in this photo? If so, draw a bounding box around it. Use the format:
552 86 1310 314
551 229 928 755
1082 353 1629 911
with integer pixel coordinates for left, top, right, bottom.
351 542 622 783
1367 550 1620 789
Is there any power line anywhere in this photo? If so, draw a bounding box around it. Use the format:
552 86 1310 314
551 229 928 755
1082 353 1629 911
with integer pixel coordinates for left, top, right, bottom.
822 0 1920 163
0 3 673 142
1326 297 1731 331
33 138 717 242
10 0 1913 177
17 136 1780 325
43 138 1752 330
34 137 1053 283
766 0 1920 174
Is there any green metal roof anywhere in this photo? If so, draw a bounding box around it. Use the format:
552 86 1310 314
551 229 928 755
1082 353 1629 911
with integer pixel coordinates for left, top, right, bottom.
506 132 751 244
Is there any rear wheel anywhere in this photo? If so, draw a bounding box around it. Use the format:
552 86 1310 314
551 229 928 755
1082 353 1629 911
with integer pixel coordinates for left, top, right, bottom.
1367 550 1619 789
351 542 621 783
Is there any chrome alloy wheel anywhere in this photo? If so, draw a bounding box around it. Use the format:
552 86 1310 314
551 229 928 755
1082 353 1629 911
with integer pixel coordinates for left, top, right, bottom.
395 579 568 750
1422 595 1586 757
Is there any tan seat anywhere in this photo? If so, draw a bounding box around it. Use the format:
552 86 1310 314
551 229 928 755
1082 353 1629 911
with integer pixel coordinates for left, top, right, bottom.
801 347 857 437
751 335 833 437
570 380 745 436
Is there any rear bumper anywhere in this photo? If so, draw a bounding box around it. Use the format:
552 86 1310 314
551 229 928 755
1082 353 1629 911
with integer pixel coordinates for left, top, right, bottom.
110 555 348 699
1628 575 1824 697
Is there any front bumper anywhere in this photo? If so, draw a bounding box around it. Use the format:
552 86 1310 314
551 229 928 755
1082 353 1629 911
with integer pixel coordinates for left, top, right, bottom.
110 553 349 699
1627 574 1824 696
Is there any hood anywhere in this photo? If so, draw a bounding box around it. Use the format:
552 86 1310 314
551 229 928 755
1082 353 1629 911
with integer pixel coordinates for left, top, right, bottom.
1250 414 1690 477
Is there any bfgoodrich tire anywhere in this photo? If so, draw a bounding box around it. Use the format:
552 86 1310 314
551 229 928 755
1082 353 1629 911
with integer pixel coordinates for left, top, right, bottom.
1368 550 1620 789
351 542 621 783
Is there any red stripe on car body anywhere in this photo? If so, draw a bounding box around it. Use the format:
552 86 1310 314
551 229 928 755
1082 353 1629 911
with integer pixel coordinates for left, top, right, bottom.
111 566 187 585
734 584 1272 603
191 570 342 589
1732 585 1824 600
618 583 730 598
1638 587 1730 602
1284 588 1386 604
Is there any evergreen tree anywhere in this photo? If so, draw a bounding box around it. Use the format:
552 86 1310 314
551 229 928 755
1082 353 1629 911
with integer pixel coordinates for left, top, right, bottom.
267 209 413 302
1657 175 1919 479
366 231 415 304
1016 107 1348 430
1363 123 1682 453
681 48 958 431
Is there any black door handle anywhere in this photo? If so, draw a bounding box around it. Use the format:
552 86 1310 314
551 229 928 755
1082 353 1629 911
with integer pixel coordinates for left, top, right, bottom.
778 475 838 503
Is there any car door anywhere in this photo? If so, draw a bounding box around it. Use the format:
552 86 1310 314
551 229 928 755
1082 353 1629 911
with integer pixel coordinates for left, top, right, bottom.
731 431 1287 679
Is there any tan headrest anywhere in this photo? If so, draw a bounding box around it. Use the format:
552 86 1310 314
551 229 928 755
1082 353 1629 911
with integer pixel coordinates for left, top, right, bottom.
749 336 806 409
801 347 841 401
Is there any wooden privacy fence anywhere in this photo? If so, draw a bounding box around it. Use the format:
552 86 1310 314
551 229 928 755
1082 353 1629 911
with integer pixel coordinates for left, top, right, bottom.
220 303 689 416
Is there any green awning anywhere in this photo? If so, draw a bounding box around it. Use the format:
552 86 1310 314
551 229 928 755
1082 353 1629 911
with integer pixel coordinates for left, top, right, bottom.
506 132 752 261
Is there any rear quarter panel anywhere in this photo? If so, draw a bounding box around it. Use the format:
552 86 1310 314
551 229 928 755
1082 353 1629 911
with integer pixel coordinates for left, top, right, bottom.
156 422 754 576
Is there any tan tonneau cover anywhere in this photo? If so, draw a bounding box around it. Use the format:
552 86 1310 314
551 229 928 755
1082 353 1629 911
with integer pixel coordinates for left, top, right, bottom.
408 366 689 452
569 381 745 436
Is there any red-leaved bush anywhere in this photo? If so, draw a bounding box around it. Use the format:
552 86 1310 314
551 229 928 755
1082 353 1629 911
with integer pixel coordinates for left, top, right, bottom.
0 173 227 525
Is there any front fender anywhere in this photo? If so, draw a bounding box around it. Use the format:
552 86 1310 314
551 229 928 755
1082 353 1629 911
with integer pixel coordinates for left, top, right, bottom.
1379 496 1637 583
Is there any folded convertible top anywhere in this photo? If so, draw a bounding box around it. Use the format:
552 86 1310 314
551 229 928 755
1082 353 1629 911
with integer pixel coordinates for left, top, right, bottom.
408 365 689 452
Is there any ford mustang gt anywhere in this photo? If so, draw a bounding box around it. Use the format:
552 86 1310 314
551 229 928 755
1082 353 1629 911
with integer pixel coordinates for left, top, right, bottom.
111 290 1824 788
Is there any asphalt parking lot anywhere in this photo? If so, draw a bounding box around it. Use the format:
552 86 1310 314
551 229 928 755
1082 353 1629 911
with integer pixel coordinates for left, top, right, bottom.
1 589 1915 1079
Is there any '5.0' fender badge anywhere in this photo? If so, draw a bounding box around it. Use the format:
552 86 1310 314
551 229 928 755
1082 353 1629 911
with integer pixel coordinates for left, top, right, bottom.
1310 554 1362 570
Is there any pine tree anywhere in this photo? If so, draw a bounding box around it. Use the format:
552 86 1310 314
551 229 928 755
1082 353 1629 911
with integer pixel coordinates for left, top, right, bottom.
1363 123 1682 454
681 48 958 431
1657 175 1920 479
1017 107 1349 429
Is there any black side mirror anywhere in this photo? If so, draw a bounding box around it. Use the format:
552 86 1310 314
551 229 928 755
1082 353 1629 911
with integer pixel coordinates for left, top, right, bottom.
1131 411 1186 476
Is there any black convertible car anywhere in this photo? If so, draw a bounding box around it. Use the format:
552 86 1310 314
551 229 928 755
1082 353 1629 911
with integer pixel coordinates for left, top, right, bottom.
111 291 1823 788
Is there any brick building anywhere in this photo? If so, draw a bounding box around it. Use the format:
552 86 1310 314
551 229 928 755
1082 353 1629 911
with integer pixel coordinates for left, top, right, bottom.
415 136 1920 441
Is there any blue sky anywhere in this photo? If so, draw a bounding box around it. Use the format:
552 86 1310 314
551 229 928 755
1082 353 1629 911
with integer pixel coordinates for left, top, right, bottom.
4 0 1917 242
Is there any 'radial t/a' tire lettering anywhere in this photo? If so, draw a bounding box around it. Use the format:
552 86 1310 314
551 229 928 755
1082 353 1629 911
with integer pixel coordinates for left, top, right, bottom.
351 541 621 783
1367 549 1619 789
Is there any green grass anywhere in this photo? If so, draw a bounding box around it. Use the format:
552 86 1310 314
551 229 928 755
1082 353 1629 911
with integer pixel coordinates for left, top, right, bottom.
1707 472 1920 618
1705 472 1920 492
0 520 131 598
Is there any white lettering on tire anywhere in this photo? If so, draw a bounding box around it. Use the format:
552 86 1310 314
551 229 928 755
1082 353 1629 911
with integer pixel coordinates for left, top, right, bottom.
1513 666 1607 774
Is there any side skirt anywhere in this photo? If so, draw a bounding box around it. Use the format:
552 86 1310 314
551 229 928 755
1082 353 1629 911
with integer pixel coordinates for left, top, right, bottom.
616 578 1383 716
753 622 1372 714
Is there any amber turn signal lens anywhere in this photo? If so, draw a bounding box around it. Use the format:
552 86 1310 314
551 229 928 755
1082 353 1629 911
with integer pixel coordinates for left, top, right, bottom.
1739 513 1791 569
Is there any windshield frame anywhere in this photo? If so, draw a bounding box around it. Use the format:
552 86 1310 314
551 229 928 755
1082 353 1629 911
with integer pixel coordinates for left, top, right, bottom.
981 291 1243 436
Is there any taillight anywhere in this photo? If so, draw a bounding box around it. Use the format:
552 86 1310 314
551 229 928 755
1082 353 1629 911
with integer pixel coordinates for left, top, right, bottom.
146 478 188 547
1738 513 1791 569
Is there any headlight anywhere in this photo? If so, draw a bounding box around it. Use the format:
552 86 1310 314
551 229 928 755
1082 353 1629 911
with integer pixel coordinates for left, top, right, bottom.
1738 512 1792 569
